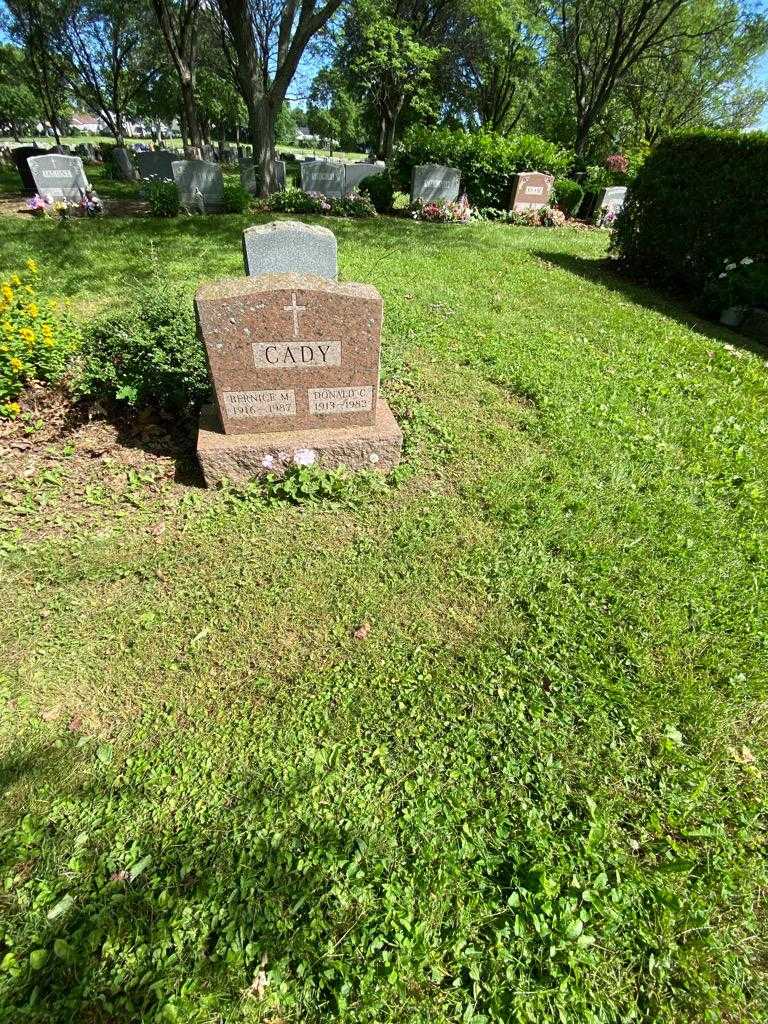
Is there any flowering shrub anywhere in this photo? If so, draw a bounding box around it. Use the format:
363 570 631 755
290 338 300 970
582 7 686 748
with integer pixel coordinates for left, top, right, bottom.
0 261 76 418
255 186 376 219
606 153 629 175
474 206 567 228
702 257 768 315
411 195 473 223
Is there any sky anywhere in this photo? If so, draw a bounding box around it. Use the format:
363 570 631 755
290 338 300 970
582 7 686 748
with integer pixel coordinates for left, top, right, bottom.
759 54 768 126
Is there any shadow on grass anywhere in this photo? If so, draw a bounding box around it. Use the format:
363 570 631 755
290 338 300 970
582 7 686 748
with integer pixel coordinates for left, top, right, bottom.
533 249 768 360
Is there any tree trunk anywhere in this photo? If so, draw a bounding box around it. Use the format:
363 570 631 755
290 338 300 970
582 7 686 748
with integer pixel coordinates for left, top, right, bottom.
180 76 201 149
249 97 276 196
218 120 226 159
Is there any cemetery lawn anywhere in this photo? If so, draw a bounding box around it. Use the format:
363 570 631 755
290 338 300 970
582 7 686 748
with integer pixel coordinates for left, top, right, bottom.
1 214 767 1024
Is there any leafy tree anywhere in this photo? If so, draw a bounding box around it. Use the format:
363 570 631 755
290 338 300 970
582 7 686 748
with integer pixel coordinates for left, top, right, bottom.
275 102 297 145
213 0 344 194
0 43 41 137
339 0 451 159
54 0 155 145
150 0 204 151
308 67 363 151
4 0 70 143
547 0 724 156
445 0 545 132
620 0 768 144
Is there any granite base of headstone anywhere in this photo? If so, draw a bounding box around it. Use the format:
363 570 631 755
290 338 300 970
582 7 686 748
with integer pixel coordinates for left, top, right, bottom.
242 221 337 280
509 171 554 211
410 164 461 203
194 270 402 485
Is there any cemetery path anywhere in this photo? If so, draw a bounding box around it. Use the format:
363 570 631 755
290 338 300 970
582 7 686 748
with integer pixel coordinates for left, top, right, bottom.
1 215 767 1024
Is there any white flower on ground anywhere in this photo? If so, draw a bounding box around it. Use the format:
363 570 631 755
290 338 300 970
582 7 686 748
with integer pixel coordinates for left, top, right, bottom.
741 257 754 266
718 273 727 279
294 448 316 467
368 452 380 464
261 454 275 470
726 263 737 271
277 451 289 462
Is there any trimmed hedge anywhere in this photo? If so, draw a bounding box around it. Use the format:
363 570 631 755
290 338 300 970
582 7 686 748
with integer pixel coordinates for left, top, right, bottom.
394 126 573 209
612 131 768 294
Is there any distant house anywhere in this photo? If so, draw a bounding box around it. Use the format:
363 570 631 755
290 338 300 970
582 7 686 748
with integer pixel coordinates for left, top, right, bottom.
70 113 100 134
296 126 320 143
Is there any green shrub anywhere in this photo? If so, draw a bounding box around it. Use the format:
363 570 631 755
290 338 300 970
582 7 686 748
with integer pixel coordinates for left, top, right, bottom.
359 171 394 213
612 131 768 297
702 258 768 315
553 178 583 216
223 180 251 214
394 126 573 209
146 180 180 218
75 288 209 410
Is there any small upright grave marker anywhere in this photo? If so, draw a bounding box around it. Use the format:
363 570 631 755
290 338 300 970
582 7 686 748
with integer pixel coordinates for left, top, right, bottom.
171 159 225 212
137 150 175 181
240 158 286 195
27 154 90 201
242 221 337 281
509 171 554 212
410 164 461 203
12 146 51 193
344 161 385 195
596 186 627 225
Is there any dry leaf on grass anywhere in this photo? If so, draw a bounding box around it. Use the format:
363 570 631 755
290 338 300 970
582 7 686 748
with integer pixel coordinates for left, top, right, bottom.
353 622 372 640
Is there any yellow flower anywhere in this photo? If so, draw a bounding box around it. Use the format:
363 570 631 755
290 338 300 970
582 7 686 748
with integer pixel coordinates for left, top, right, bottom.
2 321 12 334
41 324 53 337
43 338 56 348
26 303 39 318
26 259 38 273
4 402 21 416
9 356 23 372
20 327 35 343
24 286 34 295
11 275 21 287
1 286 12 303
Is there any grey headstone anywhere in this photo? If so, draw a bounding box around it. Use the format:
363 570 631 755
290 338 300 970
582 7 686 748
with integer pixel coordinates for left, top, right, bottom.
240 158 286 195
343 161 385 196
300 160 345 198
597 186 627 224
242 220 337 281
27 153 90 201
113 146 138 181
137 150 175 181
171 159 225 212
410 164 461 203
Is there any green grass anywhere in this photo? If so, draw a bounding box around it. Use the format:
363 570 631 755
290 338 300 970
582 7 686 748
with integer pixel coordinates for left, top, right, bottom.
1 212 767 1024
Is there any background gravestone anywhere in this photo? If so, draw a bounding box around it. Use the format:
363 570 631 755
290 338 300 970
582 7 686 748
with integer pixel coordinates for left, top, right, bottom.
171 159 225 211
27 154 90 201
12 146 50 193
300 160 345 198
240 158 286 195
410 164 461 203
344 161 385 195
509 171 554 211
597 185 628 224
112 147 139 181
137 150 175 181
242 221 337 280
